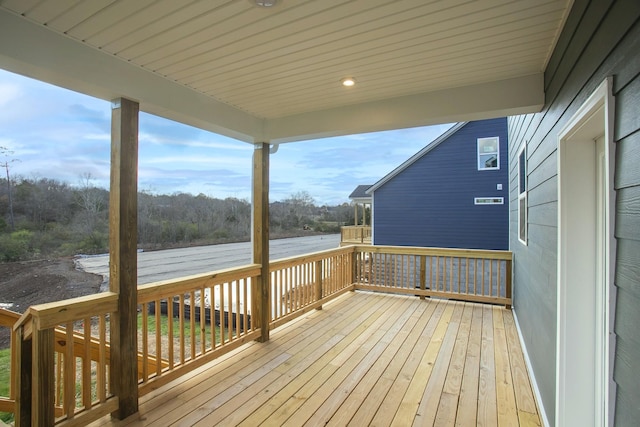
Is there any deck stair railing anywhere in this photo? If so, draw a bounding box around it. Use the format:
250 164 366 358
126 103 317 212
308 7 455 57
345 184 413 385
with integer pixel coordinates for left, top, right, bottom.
12 292 119 426
6 244 511 426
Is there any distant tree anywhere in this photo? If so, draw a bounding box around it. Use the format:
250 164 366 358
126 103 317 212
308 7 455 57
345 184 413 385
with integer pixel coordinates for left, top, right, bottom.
283 191 316 228
73 173 108 252
0 170 346 259
16 177 74 230
0 147 19 230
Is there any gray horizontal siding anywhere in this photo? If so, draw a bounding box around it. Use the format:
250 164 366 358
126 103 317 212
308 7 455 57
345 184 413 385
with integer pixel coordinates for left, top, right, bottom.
614 131 640 188
615 73 640 140
615 186 640 239
508 0 640 424
614 239 640 300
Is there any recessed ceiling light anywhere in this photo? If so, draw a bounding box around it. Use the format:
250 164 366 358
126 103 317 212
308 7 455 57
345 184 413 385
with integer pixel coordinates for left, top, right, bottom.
253 0 278 7
341 78 356 87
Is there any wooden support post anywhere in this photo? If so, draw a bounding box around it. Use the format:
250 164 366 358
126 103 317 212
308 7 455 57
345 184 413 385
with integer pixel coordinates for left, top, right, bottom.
505 259 512 310
315 260 323 310
15 326 32 427
32 329 54 426
419 255 427 300
351 250 358 286
354 204 358 226
252 143 270 342
109 98 139 419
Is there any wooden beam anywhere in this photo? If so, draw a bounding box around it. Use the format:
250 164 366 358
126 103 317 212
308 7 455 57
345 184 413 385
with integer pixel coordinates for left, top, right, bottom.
32 328 54 426
15 326 31 427
362 203 366 226
505 259 512 310
315 260 323 310
252 143 270 342
109 98 139 419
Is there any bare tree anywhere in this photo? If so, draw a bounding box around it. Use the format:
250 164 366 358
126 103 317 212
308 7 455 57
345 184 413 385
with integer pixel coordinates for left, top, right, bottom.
283 191 316 228
0 146 19 230
75 172 108 236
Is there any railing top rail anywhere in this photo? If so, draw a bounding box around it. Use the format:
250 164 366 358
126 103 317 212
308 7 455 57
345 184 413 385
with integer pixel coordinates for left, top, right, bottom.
138 263 261 303
269 245 355 269
353 245 513 260
14 292 118 335
0 307 19 327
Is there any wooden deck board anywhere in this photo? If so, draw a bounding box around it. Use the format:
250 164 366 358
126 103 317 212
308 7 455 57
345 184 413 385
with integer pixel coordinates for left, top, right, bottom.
493 307 519 426
92 292 541 427
297 298 424 426
411 302 464 426
455 304 483 426
373 300 447 426
478 305 498 427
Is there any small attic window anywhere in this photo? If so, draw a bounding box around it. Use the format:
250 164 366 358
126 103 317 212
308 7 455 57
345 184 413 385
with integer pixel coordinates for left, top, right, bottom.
474 197 504 205
477 137 500 170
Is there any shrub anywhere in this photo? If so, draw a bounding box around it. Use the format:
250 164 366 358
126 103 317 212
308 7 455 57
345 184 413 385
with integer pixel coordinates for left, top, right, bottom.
78 231 109 254
0 229 33 261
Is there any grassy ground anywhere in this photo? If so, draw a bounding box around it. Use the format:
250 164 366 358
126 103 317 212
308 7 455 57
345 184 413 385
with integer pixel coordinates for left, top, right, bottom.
138 312 220 343
0 347 14 423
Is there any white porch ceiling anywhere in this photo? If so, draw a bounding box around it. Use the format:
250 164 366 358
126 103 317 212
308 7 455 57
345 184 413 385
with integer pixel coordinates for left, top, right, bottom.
0 0 571 143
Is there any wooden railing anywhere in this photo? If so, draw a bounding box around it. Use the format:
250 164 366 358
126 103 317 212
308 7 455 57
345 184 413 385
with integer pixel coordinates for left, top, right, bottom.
136 263 262 395
8 244 511 425
269 246 355 328
340 225 372 245
13 292 118 426
352 245 512 307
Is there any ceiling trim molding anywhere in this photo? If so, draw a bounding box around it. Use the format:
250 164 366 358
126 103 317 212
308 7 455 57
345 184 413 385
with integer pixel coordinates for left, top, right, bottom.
265 73 544 143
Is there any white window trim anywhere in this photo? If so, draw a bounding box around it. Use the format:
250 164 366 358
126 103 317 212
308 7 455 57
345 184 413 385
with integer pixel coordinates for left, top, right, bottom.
477 136 500 170
517 143 527 245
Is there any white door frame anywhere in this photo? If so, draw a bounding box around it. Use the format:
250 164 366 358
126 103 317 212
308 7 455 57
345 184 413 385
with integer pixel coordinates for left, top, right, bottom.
556 77 615 426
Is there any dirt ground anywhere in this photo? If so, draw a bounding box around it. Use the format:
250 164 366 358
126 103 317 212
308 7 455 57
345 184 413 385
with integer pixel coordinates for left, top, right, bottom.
0 258 104 348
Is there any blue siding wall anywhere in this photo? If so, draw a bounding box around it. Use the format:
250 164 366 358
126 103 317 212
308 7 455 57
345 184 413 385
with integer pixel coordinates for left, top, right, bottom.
372 118 509 250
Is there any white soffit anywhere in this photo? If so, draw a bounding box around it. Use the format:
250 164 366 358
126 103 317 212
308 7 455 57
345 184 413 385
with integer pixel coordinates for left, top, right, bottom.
0 0 570 143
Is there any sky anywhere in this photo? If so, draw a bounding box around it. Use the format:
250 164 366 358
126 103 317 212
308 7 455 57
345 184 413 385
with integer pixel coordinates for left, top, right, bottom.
0 69 453 205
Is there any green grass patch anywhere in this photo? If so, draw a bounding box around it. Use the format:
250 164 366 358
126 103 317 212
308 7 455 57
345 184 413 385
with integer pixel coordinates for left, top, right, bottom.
137 310 222 344
0 347 14 423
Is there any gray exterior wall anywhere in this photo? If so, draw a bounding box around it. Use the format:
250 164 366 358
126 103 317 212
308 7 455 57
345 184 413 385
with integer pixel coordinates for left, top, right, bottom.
508 0 640 424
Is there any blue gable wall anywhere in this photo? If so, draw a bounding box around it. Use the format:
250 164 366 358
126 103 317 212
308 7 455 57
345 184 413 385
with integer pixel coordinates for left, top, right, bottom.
372 118 509 250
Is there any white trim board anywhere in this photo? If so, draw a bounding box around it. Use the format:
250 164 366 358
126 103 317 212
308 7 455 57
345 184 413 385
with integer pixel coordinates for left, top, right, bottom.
556 77 615 427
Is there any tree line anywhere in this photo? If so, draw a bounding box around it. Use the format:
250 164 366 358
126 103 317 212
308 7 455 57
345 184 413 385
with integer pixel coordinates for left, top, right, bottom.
0 176 354 262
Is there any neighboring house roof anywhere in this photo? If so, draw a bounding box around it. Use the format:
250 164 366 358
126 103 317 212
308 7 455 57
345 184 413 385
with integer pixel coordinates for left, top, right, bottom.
366 122 467 194
349 185 373 202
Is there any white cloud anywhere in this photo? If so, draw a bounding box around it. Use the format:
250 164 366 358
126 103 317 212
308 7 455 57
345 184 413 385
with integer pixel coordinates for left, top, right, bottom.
0 83 21 108
0 69 459 204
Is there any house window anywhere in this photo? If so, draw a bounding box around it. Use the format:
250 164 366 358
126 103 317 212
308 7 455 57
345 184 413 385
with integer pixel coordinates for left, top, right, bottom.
518 144 527 244
474 197 504 205
477 137 500 170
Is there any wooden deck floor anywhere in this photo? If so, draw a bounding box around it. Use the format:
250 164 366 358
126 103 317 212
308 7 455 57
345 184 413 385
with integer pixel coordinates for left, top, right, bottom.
93 291 541 426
